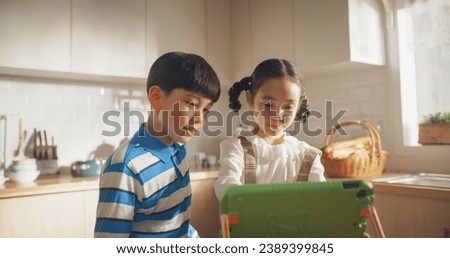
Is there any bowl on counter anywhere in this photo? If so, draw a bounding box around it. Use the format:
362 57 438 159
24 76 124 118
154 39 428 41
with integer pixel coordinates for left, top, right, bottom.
9 158 37 172
7 158 40 185
70 159 103 177
7 169 40 185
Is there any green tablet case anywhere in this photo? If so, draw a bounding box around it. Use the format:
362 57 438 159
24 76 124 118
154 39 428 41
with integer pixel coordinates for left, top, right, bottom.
220 180 374 238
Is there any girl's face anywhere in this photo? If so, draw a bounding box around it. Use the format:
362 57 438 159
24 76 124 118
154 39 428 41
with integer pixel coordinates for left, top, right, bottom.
247 76 301 142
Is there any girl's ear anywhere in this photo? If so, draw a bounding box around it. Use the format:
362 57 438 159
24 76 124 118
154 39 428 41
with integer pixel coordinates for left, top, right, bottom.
245 91 254 109
148 85 163 111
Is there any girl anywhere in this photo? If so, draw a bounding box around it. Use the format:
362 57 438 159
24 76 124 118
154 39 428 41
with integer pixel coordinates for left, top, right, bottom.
214 58 326 199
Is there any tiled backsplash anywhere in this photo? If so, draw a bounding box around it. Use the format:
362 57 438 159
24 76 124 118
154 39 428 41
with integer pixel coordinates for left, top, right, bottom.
300 66 391 154
0 66 390 171
0 75 148 168
0 74 230 171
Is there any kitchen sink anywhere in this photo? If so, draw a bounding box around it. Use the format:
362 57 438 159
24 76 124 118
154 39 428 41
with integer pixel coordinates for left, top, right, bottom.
372 173 450 189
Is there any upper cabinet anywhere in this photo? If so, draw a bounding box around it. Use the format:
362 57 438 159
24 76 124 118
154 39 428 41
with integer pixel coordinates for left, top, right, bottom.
231 0 294 80
231 0 385 79
206 0 232 87
146 0 231 86
250 0 295 66
294 0 385 77
0 0 229 84
72 0 147 79
0 0 383 82
146 0 206 67
0 0 71 73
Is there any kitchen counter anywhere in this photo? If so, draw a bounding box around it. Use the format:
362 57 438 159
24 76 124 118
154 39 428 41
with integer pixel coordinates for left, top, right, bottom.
1 168 448 237
371 172 450 201
2 170 448 200
326 171 449 198
0 174 99 199
0 166 220 199
0 166 221 237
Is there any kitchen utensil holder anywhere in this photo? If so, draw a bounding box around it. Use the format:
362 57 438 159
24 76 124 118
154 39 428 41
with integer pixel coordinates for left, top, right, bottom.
36 145 57 160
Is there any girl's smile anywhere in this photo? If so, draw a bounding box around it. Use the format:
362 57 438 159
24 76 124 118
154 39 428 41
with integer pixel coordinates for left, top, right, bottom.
247 76 301 142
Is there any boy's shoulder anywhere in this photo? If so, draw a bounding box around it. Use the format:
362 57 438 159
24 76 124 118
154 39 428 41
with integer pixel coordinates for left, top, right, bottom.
106 136 163 175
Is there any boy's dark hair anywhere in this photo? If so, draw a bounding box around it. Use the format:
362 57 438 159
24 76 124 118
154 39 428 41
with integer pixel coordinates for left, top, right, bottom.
147 52 221 103
228 58 309 123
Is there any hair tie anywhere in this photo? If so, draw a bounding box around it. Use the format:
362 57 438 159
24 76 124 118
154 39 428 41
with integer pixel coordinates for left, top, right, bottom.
240 76 252 91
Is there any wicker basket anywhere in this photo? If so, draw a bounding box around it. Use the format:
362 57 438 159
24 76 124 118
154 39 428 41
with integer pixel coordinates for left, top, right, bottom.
321 120 389 178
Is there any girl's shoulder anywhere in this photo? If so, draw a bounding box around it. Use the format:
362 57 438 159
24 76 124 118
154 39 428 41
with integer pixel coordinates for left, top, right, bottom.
220 134 245 151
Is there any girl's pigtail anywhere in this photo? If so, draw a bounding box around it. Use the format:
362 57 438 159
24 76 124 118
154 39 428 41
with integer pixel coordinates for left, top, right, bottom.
296 89 310 123
228 76 252 112
295 83 310 123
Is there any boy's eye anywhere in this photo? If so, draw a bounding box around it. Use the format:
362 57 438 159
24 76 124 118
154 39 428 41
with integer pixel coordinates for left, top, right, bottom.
186 101 197 108
263 102 273 109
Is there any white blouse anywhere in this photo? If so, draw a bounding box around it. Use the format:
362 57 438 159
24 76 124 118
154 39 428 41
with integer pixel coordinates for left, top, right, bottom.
213 131 326 200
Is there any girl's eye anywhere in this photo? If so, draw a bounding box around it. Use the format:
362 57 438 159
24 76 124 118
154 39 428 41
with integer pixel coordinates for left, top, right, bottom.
284 106 294 111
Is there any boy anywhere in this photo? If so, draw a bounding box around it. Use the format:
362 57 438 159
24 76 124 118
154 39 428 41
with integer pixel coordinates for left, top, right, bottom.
95 52 221 238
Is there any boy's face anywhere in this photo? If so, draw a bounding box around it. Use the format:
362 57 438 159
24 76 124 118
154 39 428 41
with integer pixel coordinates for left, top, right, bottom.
151 88 213 145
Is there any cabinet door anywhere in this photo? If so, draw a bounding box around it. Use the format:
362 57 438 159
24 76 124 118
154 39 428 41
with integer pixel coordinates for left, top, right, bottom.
250 0 295 65
231 0 252 81
0 0 71 72
146 0 206 69
230 0 294 81
369 190 450 238
293 0 384 77
72 0 147 78
206 0 232 87
0 190 98 237
190 176 220 238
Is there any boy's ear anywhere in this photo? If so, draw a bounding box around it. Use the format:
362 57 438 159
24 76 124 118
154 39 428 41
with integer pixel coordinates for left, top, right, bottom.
245 91 254 108
148 85 163 111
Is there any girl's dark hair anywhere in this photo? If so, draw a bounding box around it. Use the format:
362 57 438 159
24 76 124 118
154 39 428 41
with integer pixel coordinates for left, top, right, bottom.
147 52 221 102
228 59 310 123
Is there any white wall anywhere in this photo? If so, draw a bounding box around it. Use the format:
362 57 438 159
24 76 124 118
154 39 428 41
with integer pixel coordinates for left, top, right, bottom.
297 67 393 170
0 74 230 171
0 75 146 169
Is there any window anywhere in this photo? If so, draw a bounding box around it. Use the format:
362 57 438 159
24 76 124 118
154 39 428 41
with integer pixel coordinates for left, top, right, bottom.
396 0 450 146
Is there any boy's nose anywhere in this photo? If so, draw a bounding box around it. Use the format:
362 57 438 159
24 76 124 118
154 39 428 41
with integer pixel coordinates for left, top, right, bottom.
192 111 204 126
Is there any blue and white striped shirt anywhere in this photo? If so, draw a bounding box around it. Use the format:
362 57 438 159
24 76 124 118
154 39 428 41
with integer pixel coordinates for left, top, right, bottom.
95 123 196 238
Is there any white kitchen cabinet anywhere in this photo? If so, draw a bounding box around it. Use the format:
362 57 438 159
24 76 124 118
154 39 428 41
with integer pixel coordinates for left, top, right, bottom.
231 0 385 79
71 0 147 79
146 0 207 71
190 171 220 238
0 189 98 237
250 0 295 67
0 0 71 72
293 0 385 77
366 183 450 238
230 0 294 81
231 0 252 81
206 0 232 87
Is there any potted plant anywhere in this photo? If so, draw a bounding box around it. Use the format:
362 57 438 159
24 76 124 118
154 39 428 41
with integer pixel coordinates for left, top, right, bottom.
418 112 450 145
